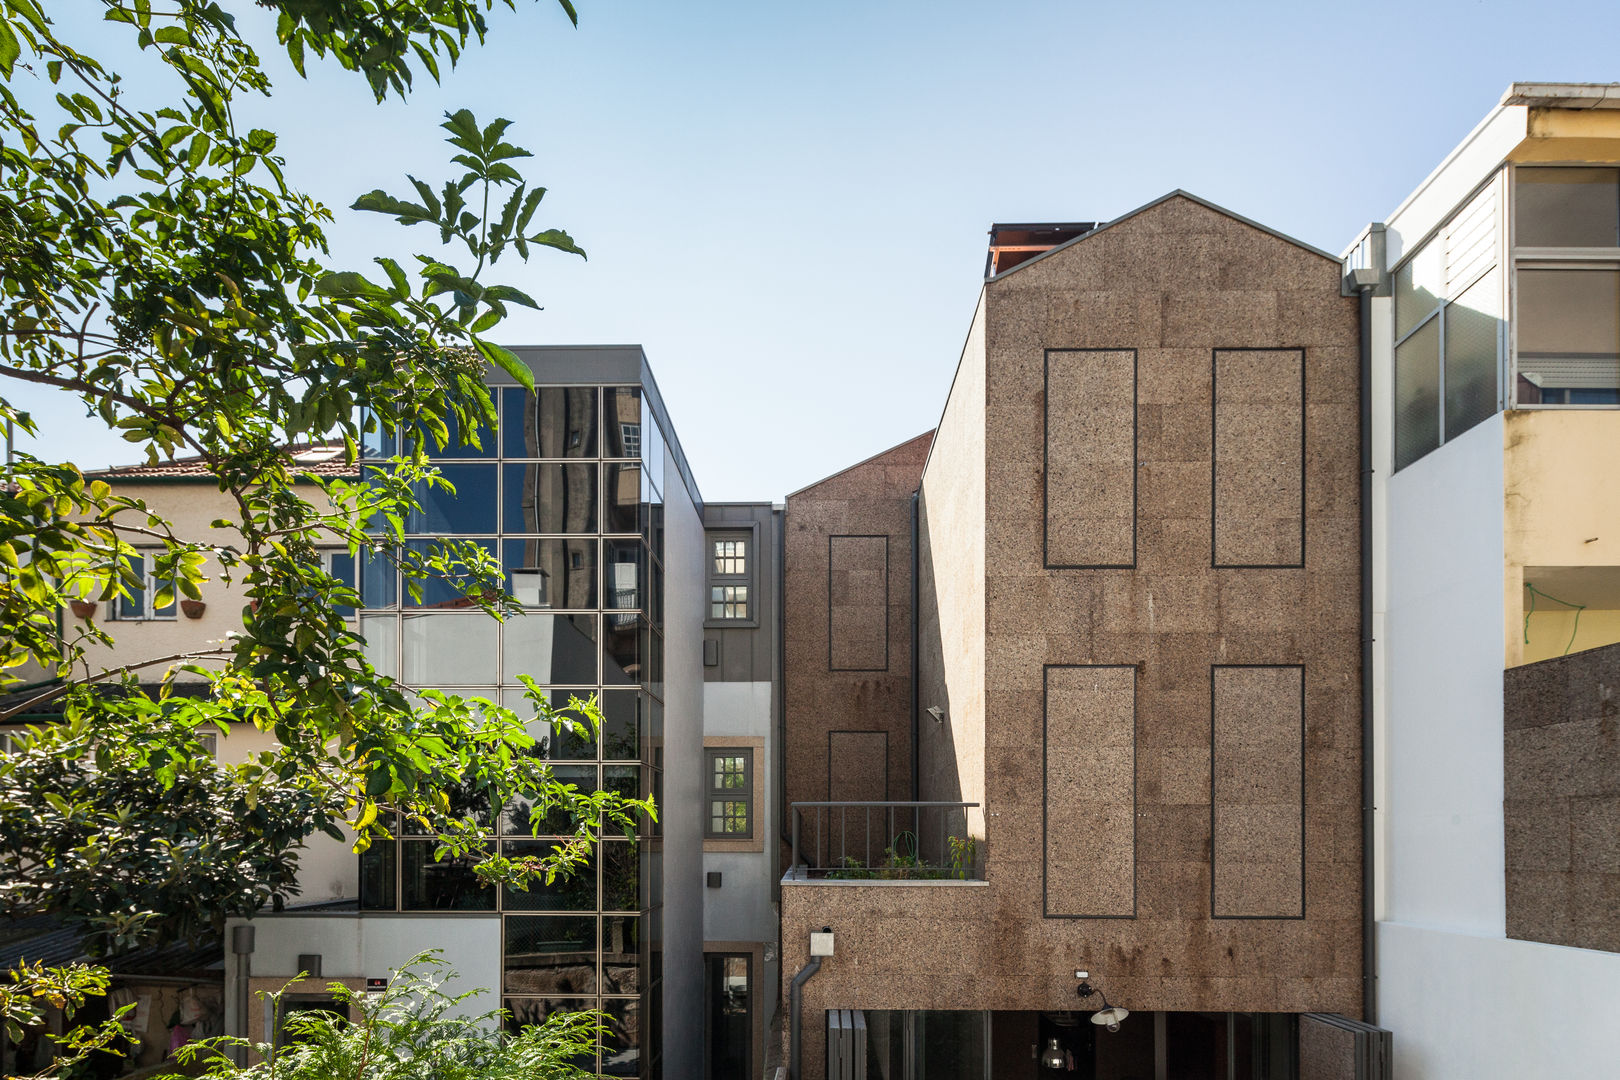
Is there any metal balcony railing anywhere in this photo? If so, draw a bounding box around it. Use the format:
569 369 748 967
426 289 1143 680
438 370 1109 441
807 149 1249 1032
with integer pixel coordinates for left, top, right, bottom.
787 801 982 882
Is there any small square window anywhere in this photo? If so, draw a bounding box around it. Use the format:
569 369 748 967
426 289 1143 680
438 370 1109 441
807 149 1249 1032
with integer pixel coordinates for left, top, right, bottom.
713 540 746 576
710 585 749 620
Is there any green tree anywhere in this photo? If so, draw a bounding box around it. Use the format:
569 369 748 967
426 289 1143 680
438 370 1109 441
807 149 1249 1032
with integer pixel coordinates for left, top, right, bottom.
0 0 648 1072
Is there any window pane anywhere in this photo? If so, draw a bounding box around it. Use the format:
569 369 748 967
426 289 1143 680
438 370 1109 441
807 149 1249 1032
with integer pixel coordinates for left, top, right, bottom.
602 915 641 994
361 547 396 608
603 617 646 685
359 837 396 910
327 552 357 618
602 842 640 912
414 412 497 459
600 690 642 761
403 538 497 608
406 464 498 533
501 840 597 910
503 916 597 995
1517 267 1620 403
360 614 398 680
709 799 749 836
1517 167 1620 248
710 754 747 791
503 463 599 533
600 996 641 1078
503 613 599 685
123 554 147 618
603 464 643 533
1394 317 1440 470
604 540 646 611
1394 239 1443 340
604 765 642 805
1445 270 1500 440
710 585 749 620
504 538 597 609
401 840 495 910
503 690 598 760
503 387 597 458
602 387 643 458
712 539 747 576
505 764 598 834
401 613 498 685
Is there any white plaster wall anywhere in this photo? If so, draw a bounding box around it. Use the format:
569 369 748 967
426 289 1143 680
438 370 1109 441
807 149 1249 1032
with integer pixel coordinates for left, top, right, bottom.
661 473 705 1080
223 915 502 1035
1383 105 1526 264
1381 920 1620 1079
1382 414 1505 934
701 682 777 945
700 680 772 737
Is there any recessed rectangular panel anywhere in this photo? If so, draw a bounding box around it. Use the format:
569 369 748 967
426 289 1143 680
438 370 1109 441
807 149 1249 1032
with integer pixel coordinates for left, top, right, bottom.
1213 349 1305 568
1044 665 1136 918
1212 665 1305 918
1045 350 1137 568
828 535 889 671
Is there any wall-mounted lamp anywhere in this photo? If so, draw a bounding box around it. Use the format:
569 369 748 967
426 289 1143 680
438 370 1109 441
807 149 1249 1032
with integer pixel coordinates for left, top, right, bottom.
926 706 946 723
1076 979 1129 1032
1040 1037 1066 1069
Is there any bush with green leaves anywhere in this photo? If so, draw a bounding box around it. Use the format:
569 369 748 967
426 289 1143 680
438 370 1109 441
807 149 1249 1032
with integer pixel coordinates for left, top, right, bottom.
0 0 647 1074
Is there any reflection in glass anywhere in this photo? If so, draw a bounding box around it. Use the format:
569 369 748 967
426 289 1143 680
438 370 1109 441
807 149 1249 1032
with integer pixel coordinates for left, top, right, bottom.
505 765 597 834
403 539 497 608
1517 267 1620 404
401 840 495 910
601 916 640 995
414 412 498 459
602 616 646 686
503 915 596 995
359 838 395 910
503 463 598 534
1394 239 1442 340
601 842 640 913
360 548 396 608
705 955 749 1080
603 540 645 612
1444 270 1500 439
1394 318 1440 470
503 613 599 685
599 691 642 761
359 615 398 680
406 464 498 533
1517 167 1620 248
401 613 498 685
502 840 597 911
504 997 595 1047
602 387 643 458
602 464 643 534
503 538 597 609
503 387 598 459
503 691 599 760
600 997 640 1078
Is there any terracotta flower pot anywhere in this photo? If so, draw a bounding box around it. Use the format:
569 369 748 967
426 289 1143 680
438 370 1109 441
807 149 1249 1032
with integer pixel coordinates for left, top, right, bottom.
69 599 98 620
181 599 207 619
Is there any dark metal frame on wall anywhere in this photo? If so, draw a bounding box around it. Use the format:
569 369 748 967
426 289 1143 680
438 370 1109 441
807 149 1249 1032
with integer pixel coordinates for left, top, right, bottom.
1043 348 1139 570
826 534 890 672
1209 663 1307 921
1041 663 1138 919
1210 347 1308 570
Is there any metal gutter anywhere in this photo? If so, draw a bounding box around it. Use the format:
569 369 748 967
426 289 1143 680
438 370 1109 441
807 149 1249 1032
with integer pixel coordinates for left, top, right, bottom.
788 952 824 1080
1356 278 1377 1025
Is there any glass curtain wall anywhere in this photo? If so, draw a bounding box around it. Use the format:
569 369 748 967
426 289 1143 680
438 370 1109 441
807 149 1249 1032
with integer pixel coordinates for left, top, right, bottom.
357 385 667 1078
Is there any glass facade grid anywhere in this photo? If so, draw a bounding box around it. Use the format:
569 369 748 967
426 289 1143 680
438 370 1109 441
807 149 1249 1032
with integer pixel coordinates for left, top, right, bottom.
357 384 666 1077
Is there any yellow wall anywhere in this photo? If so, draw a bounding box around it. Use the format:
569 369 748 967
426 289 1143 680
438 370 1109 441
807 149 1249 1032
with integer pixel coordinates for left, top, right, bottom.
1504 411 1620 666
1522 607 1620 665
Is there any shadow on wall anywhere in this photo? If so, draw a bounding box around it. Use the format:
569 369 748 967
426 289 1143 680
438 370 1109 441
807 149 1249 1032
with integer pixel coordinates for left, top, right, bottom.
915 493 968 868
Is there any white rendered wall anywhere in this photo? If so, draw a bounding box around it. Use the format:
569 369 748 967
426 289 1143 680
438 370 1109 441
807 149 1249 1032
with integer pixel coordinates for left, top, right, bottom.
661 470 705 1080
1382 414 1506 933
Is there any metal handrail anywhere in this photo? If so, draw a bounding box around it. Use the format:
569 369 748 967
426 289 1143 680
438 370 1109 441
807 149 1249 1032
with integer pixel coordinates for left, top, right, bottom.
788 800 981 881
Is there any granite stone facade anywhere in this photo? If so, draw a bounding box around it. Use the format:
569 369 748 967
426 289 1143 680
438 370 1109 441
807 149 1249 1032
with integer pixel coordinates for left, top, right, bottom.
783 193 1364 1078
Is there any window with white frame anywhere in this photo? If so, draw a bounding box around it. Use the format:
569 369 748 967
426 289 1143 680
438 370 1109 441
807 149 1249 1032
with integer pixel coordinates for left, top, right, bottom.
113 552 176 620
1513 167 1620 407
708 533 751 622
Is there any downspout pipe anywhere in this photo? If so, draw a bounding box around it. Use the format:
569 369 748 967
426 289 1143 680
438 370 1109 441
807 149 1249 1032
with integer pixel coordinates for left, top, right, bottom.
230 923 256 1065
909 490 920 802
1353 271 1378 1026
789 928 831 1080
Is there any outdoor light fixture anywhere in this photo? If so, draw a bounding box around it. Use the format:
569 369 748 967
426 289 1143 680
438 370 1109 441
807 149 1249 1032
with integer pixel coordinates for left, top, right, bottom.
1076 979 1129 1032
1040 1037 1066 1070
927 705 946 723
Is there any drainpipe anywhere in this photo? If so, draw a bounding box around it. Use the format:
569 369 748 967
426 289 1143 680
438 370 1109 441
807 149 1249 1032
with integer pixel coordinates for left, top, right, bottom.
1346 242 1382 1026
789 926 833 1080
231 923 256 1064
909 491 920 802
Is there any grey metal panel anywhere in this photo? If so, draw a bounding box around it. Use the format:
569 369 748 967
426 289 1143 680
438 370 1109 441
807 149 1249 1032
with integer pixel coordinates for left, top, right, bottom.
702 504 781 684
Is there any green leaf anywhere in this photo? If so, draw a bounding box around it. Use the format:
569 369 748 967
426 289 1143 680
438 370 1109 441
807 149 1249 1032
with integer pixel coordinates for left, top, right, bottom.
475 339 534 391
0 20 20 78
314 271 388 300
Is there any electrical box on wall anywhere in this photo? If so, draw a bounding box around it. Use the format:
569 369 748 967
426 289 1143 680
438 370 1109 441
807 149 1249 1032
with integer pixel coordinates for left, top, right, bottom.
810 929 835 957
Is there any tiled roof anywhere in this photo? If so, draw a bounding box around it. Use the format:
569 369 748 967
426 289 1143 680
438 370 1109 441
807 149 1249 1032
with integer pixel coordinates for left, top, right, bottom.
87 442 358 479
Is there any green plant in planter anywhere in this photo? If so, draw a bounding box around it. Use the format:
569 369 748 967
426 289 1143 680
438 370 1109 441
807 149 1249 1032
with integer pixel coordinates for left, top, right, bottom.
947 835 978 880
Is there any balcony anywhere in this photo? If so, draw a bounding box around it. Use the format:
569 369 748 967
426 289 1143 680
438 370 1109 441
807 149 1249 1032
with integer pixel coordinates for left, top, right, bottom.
785 801 983 883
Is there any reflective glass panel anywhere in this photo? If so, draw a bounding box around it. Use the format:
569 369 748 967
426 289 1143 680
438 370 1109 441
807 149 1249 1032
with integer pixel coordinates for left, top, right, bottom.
414 411 497 459
601 842 640 913
503 538 597 609
599 690 642 761
1517 167 1620 248
358 838 395 910
401 840 496 910
503 386 598 458
406 464 498 533
503 463 598 534
602 616 647 686
505 764 597 834
360 548 396 608
361 423 396 459
1517 267 1620 403
503 613 599 685
601 915 640 994
602 387 643 458
503 915 596 995
600 997 641 1078
1444 270 1500 439
603 464 643 534
1394 317 1440 470
359 615 398 680
401 613 498 685
503 690 598 760
501 840 597 911
1394 239 1443 340
603 540 646 611
403 538 497 608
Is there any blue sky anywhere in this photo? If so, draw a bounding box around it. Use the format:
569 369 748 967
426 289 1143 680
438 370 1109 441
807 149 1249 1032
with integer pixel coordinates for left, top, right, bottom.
12 1 1620 499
